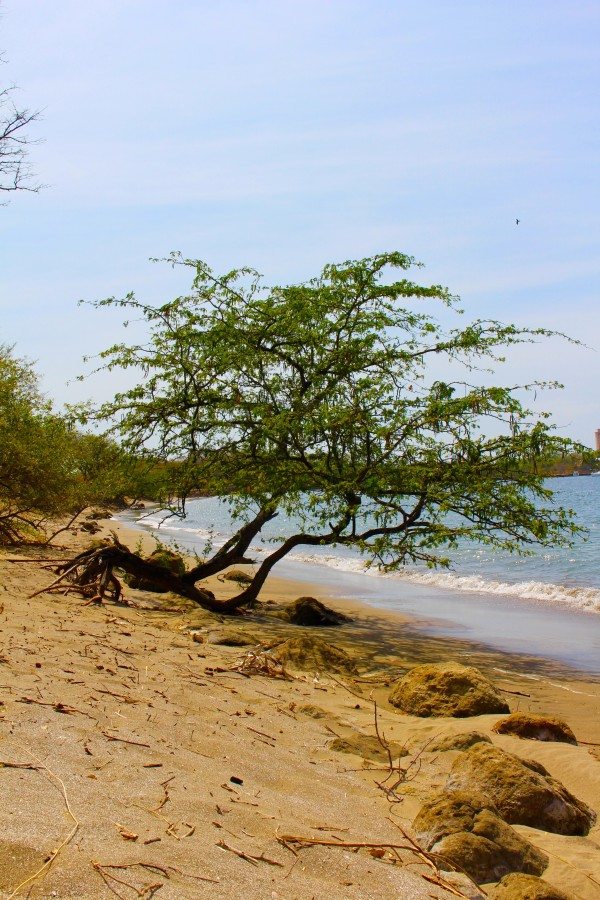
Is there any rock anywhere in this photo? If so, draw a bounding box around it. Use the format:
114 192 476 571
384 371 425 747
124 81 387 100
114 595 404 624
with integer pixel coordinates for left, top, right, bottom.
208 629 257 647
440 872 487 899
128 549 186 592
270 635 357 674
389 663 509 718
222 569 254 585
297 704 327 719
286 597 352 627
412 791 548 884
86 508 113 520
146 549 186 576
488 873 574 900
430 731 492 752
446 743 596 835
329 731 407 763
492 713 577 745
80 521 102 534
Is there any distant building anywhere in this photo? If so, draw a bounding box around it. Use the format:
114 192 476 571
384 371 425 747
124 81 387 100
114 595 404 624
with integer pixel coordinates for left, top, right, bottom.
596 429 600 452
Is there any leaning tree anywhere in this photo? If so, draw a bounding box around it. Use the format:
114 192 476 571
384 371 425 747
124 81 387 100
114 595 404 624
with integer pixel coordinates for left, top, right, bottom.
70 251 580 611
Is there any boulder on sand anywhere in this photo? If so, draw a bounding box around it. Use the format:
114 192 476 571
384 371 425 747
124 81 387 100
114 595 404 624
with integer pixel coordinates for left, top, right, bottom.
270 635 357 674
447 743 596 836
488 873 574 900
285 597 352 627
208 629 257 647
329 731 408 764
492 713 577 745
429 731 492 752
412 791 548 884
389 662 509 718
222 569 253 585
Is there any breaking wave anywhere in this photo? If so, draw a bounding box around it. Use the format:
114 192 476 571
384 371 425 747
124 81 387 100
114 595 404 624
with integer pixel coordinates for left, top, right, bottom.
286 551 600 614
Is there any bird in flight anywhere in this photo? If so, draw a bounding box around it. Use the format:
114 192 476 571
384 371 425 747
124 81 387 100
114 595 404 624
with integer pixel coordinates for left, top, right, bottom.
515 218 520 225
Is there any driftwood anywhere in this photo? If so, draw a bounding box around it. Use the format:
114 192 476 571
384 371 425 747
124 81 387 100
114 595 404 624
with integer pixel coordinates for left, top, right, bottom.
31 534 223 610
35 524 274 613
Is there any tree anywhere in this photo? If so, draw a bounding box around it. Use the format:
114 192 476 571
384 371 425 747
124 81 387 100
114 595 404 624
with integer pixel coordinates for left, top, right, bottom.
1 58 41 199
0 345 158 544
77 252 580 612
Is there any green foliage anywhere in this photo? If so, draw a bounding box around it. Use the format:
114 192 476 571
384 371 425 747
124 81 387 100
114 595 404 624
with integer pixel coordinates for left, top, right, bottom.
88 252 581 598
0 345 161 544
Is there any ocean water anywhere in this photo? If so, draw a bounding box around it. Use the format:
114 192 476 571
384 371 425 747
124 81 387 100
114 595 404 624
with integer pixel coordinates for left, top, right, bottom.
118 476 600 673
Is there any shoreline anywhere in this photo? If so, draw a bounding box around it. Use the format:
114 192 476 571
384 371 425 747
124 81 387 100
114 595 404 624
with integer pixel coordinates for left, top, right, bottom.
113 512 600 680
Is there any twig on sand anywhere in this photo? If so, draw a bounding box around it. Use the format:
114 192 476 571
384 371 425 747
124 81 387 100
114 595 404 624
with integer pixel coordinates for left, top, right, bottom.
0 760 42 770
27 559 83 598
328 673 428 802
16 696 96 719
217 839 284 867
5 558 71 564
276 832 476 899
93 860 219 897
92 861 163 899
233 649 294 680
6 746 79 898
102 731 151 748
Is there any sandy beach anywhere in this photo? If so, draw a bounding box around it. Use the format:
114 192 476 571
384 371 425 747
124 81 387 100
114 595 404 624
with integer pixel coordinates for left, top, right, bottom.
0 517 599 899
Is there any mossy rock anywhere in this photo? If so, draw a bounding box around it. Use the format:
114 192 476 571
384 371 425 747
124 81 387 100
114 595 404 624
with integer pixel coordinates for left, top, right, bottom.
222 569 254 585
413 791 548 885
488 873 574 900
270 635 357 674
430 731 492 752
86 508 113 520
297 704 328 719
389 663 509 718
329 731 408 764
285 597 352 627
127 549 186 592
492 713 577 745
447 742 596 836
208 629 257 647
146 549 186 576
80 521 102 534
84 537 111 551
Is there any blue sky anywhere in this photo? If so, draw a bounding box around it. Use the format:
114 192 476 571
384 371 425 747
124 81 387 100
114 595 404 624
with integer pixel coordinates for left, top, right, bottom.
1 1 598 442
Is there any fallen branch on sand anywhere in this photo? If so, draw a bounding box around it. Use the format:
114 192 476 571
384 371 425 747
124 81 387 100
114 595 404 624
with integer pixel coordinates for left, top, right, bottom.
217 839 284 867
92 860 219 898
5 746 80 899
276 832 477 899
233 649 294 680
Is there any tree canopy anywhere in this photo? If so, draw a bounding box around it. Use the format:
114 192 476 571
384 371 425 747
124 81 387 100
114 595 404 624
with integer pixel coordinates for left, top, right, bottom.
81 251 580 612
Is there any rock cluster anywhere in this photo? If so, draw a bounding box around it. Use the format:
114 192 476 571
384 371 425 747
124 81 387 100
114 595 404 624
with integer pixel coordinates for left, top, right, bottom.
447 743 595 836
413 791 547 884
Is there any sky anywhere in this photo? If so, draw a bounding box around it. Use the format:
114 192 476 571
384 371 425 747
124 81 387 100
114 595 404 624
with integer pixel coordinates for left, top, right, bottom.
0 0 598 443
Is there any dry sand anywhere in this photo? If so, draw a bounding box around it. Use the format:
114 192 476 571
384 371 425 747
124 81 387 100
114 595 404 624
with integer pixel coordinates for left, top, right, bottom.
0 518 599 899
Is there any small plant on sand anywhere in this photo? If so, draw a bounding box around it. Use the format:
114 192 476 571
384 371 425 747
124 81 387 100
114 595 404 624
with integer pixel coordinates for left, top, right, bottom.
68 252 582 611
